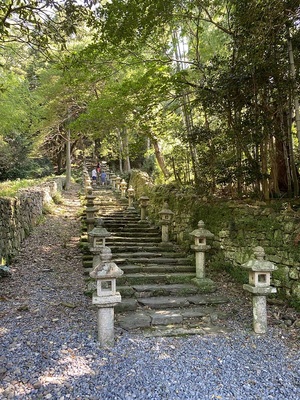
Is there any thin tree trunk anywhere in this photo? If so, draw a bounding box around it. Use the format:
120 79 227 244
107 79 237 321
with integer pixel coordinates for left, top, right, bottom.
123 127 131 173
270 136 280 196
287 31 300 151
65 129 71 190
282 137 292 197
151 136 170 179
287 106 299 196
117 129 123 174
260 137 269 200
172 29 201 187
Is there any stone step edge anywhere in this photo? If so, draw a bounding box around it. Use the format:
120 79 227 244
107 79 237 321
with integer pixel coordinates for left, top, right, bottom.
141 326 233 337
116 307 230 333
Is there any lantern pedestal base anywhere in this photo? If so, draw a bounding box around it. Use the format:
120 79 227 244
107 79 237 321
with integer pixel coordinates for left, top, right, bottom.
191 277 216 293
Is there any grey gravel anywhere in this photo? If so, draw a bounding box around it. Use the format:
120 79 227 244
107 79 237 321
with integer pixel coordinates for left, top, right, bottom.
1 184 300 400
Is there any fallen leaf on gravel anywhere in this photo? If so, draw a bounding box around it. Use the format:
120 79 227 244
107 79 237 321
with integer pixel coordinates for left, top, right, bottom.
17 305 29 311
60 302 76 308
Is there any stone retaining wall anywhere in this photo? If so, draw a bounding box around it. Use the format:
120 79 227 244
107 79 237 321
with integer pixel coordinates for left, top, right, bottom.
129 170 300 302
0 178 65 263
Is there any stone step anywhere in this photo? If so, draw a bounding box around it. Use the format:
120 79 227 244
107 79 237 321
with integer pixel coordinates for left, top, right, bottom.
120 264 195 274
118 283 200 298
112 251 187 259
116 304 230 334
114 257 191 265
107 241 162 247
106 237 162 244
109 245 173 252
101 211 139 216
117 272 195 286
109 232 160 238
115 293 227 313
102 219 150 231
101 214 139 219
105 227 159 233
103 224 157 230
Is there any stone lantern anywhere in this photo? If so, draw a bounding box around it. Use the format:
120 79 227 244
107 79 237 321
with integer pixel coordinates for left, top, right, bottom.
242 246 277 334
84 172 92 193
120 179 127 199
139 195 150 221
110 173 117 190
89 247 123 347
88 224 112 266
189 220 216 291
85 188 97 207
85 205 99 235
127 185 135 210
115 176 122 192
158 202 174 245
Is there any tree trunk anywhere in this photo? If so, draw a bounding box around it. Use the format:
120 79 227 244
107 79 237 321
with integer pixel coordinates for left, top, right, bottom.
269 136 280 196
65 129 71 190
286 107 299 196
287 31 300 151
172 29 201 187
260 137 269 201
117 129 123 174
151 136 170 179
94 138 101 159
122 127 131 173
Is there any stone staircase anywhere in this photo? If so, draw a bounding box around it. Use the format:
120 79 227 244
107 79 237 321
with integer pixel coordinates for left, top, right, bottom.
83 187 231 337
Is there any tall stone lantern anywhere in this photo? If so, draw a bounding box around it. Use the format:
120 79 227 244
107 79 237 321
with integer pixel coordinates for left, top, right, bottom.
139 195 150 221
88 224 112 267
242 246 277 334
158 202 174 245
127 185 135 210
85 188 97 207
115 176 122 192
85 205 99 235
120 179 127 199
84 173 92 193
110 173 117 189
189 220 216 291
90 247 123 347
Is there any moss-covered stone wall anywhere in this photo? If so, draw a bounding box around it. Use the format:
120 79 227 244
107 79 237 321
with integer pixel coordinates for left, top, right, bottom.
0 178 64 263
129 170 300 302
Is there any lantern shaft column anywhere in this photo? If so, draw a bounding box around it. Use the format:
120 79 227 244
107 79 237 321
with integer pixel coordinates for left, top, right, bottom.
190 221 216 292
253 295 267 334
195 251 205 279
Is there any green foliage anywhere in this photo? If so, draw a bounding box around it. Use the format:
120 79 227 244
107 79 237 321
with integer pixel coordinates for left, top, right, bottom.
0 177 48 197
0 0 299 199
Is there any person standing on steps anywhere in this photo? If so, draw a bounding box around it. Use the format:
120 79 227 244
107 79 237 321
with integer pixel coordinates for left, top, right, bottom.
96 162 101 174
100 170 107 185
91 167 97 185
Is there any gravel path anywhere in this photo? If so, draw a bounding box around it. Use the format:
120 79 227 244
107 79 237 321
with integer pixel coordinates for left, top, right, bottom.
1 184 300 400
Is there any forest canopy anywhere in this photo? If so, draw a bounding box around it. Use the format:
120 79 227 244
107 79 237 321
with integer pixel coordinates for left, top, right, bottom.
0 0 300 199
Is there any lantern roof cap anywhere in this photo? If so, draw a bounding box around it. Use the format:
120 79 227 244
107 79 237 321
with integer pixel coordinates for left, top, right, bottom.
159 202 174 215
242 246 277 271
88 226 111 237
89 247 124 279
190 220 214 238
